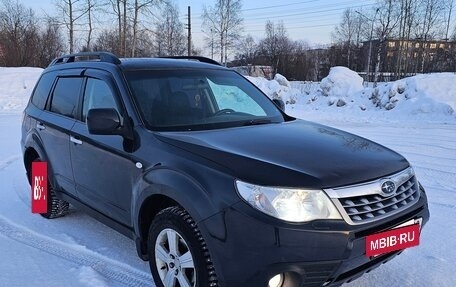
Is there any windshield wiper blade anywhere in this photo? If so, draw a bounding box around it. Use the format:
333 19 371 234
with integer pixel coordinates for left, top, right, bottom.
243 119 272 126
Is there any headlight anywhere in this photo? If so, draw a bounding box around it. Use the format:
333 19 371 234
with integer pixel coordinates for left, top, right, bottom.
236 180 342 222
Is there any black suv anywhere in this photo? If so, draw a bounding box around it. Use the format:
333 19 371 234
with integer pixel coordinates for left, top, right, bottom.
21 52 429 287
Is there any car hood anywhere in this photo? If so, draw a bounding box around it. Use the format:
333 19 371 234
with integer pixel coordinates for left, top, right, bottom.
156 120 409 188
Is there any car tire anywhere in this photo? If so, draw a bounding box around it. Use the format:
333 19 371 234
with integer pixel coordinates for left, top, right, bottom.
32 158 69 219
148 206 218 287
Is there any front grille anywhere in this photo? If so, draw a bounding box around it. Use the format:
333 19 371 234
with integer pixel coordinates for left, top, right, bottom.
337 176 419 224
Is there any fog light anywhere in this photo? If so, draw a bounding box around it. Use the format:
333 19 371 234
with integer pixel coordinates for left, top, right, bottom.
268 273 284 287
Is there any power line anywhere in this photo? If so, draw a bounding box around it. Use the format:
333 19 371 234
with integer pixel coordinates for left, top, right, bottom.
191 0 320 16
193 0 375 17
190 1 377 45
192 2 376 25
239 3 376 22
241 0 375 18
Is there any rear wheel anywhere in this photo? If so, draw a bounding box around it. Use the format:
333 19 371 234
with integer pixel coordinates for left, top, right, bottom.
148 206 218 287
31 158 69 219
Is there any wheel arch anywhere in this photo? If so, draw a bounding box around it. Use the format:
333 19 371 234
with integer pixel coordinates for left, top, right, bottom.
133 167 221 260
23 133 47 181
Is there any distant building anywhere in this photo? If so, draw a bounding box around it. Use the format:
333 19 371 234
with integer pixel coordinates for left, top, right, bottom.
361 38 456 81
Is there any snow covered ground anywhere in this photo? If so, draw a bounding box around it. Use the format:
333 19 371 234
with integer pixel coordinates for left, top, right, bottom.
0 67 455 286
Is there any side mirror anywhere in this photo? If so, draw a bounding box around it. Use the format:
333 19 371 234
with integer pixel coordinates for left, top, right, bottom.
272 99 285 111
87 108 121 135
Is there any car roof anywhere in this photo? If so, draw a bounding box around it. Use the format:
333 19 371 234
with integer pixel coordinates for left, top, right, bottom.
119 58 229 71
45 52 228 72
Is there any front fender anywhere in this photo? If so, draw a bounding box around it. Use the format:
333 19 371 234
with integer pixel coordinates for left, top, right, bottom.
132 163 239 241
133 166 219 234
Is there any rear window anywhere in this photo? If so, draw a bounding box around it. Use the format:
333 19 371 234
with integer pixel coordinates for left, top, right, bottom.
31 73 55 109
50 77 83 118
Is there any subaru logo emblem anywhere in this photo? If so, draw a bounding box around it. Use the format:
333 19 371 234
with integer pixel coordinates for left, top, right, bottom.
381 180 396 195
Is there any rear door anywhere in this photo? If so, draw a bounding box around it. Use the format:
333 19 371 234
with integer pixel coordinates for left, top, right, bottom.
37 73 84 196
70 70 139 225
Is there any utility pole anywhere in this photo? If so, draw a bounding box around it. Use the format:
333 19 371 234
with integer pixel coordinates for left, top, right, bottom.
210 28 214 59
187 6 191 56
445 0 454 40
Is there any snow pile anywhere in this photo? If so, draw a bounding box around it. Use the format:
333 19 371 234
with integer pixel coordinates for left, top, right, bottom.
0 67 43 113
371 73 456 115
273 73 290 87
247 67 455 122
320 66 364 107
246 75 300 104
316 68 455 117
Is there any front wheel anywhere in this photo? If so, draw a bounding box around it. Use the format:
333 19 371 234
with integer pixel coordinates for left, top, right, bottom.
148 206 218 287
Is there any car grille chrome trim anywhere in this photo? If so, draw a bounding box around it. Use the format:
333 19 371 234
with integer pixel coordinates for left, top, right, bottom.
324 168 420 225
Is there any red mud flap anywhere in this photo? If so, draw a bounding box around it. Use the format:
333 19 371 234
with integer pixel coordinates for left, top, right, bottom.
31 161 48 213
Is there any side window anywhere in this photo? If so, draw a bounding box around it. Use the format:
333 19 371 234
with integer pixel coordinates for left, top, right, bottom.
50 77 82 118
31 73 55 109
82 78 119 122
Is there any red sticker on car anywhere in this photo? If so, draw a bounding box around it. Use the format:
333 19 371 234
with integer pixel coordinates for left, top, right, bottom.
366 224 420 257
31 162 48 213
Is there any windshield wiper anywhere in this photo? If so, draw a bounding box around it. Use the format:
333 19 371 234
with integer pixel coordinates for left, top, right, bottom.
243 119 272 126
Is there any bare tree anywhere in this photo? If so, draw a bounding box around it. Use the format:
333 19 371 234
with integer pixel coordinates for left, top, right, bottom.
444 0 454 39
106 0 126 56
395 0 420 78
132 0 161 57
154 3 186 56
418 0 446 72
0 0 39 66
93 28 120 53
202 0 243 65
104 0 161 56
235 34 257 67
55 0 91 53
332 9 359 68
258 20 293 76
84 0 97 50
373 0 400 86
0 0 65 67
37 17 65 66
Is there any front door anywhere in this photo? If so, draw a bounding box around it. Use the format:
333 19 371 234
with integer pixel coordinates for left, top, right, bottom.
70 71 139 225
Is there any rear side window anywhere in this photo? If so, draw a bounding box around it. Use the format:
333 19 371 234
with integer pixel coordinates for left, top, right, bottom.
31 73 55 109
50 77 83 118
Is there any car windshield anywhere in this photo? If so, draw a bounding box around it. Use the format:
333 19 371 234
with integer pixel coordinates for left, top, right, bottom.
124 68 285 131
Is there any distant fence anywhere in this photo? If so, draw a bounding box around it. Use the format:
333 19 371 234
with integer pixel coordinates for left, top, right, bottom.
358 72 418 82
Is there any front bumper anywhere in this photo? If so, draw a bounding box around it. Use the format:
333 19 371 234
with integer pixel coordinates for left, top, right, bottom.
200 187 429 287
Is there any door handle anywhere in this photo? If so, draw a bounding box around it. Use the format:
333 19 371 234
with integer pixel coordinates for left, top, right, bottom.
70 136 83 145
36 123 45 130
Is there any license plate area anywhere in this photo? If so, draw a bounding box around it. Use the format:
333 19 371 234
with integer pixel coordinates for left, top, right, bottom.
365 218 422 258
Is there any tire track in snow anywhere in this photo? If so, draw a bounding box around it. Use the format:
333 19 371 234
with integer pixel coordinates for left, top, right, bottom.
0 216 154 287
13 171 31 208
0 154 20 171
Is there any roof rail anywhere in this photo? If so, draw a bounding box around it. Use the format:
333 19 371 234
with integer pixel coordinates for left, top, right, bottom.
48 52 121 67
159 56 222 66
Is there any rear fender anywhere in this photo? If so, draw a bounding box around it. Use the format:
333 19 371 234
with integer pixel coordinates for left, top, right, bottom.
23 132 58 188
